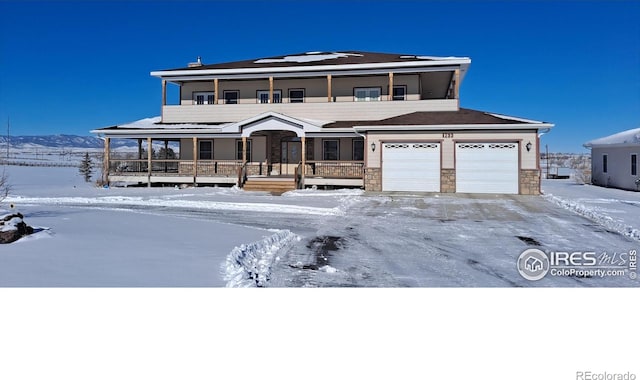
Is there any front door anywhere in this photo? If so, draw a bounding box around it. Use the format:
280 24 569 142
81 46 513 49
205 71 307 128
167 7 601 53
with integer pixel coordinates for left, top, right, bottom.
280 140 301 175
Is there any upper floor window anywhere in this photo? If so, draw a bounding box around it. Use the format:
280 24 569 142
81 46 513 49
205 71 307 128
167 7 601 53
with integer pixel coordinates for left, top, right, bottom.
289 89 305 103
603 154 608 173
354 87 381 102
224 90 239 104
632 154 637 176
257 90 282 104
199 140 213 160
193 92 215 105
392 85 406 101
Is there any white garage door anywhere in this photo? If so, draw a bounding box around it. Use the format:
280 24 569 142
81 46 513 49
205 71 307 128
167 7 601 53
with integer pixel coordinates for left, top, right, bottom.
382 142 440 192
456 142 519 194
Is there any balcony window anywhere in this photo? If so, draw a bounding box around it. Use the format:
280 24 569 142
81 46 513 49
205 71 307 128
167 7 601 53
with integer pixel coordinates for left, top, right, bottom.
193 92 215 105
392 85 407 101
257 90 282 104
289 89 305 103
236 139 252 162
323 140 339 161
224 90 239 104
352 139 364 161
199 140 213 160
354 87 381 102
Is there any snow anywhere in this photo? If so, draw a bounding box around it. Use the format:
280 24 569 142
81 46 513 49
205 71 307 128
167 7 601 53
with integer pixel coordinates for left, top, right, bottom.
254 52 363 64
542 179 640 241
583 127 640 147
1 165 638 287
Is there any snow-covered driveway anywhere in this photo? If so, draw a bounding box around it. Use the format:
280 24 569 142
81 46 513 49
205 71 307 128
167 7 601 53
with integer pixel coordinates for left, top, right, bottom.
1 167 638 287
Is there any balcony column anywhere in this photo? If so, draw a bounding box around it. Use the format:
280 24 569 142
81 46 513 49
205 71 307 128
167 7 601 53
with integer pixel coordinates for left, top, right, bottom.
146 137 152 187
454 69 460 106
214 78 219 104
192 137 197 184
301 136 306 186
327 74 332 102
161 80 166 120
269 76 274 103
102 137 110 185
242 137 247 163
388 72 394 101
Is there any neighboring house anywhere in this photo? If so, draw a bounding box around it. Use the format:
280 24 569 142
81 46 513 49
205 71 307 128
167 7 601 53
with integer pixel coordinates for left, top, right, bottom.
584 128 640 191
91 51 554 194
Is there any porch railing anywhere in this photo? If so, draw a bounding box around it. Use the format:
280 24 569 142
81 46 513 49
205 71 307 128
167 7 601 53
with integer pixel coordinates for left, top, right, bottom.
303 161 364 178
109 159 268 177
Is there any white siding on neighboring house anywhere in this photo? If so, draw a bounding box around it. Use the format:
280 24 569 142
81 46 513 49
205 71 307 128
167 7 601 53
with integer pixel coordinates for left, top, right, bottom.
591 146 640 191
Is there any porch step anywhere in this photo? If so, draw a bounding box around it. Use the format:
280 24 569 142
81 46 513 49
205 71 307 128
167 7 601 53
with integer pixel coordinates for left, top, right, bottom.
242 178 297 194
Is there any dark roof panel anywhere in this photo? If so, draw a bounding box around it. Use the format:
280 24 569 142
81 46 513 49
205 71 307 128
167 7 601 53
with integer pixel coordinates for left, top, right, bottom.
323 108 534 128
162 51 454 71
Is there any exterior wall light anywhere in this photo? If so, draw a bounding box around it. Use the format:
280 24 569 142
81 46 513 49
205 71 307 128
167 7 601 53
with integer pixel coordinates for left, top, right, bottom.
526 141 532 152
371 142 376 152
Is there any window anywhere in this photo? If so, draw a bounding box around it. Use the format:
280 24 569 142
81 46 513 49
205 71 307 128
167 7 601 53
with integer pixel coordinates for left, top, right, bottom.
193 92 215 105
354 87 381 102
224 90 239 104
257 90 282 104
603 154 608 173
289 89 305 103
199 140 213 160
392 85 406 101
352 139 364 161
236 139 252 162
323 140 339 161
632 154 637 176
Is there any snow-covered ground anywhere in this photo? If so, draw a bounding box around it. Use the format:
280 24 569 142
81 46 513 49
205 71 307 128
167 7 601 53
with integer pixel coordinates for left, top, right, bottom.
1 165 638 287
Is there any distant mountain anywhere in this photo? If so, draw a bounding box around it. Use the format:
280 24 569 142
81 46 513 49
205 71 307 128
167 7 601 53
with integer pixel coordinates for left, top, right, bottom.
0 135 137 149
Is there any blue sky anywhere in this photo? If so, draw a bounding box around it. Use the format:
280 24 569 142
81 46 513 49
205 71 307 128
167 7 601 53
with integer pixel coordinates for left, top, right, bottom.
0 0 638 152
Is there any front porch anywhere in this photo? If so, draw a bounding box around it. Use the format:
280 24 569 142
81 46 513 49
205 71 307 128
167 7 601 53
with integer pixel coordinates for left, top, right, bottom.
103 134 365 189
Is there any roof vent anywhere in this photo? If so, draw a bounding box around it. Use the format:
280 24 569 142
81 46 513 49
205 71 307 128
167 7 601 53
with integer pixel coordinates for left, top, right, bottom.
188 56 203 67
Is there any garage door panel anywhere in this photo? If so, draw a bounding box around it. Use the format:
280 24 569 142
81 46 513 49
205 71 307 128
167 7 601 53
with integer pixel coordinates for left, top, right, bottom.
382 143 440 192
456 143 519 194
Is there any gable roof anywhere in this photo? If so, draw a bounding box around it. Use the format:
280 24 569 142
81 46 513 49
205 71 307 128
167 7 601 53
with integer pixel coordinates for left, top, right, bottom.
323 108 550 128
584 127 640 148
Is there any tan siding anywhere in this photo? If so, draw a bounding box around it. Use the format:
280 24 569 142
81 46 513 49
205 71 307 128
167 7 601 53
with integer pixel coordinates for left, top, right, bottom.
162 99 458 123
214 139 235 160
180 138 194 159
181 82 216 105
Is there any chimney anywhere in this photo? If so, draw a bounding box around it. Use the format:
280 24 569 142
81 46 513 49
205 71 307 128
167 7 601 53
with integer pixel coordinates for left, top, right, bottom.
188 56 203 67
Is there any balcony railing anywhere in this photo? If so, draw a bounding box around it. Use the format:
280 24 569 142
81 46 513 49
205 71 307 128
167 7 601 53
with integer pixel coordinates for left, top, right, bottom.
109 159 268 177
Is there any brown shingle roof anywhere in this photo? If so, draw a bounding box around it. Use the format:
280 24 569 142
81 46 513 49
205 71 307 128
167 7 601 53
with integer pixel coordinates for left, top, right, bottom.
322 108 534 128
162 51 453 71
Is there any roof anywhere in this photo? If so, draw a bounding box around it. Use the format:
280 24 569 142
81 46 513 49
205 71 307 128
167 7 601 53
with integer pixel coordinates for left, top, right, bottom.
323 108 549 128
160 51 469 71
584 127 640 148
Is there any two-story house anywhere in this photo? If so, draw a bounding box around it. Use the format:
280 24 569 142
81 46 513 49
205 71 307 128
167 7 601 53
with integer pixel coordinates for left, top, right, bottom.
91 51 553 194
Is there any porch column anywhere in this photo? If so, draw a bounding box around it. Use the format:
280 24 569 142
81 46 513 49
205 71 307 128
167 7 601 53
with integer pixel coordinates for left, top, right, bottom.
146 137 152 187
269 76 274 103
214 78 219 104
301 136 306 186
242 137 247 163
327 74 332 102
388 72 394 101
192 137 198 184
102 137 110 185
161 80 166 121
